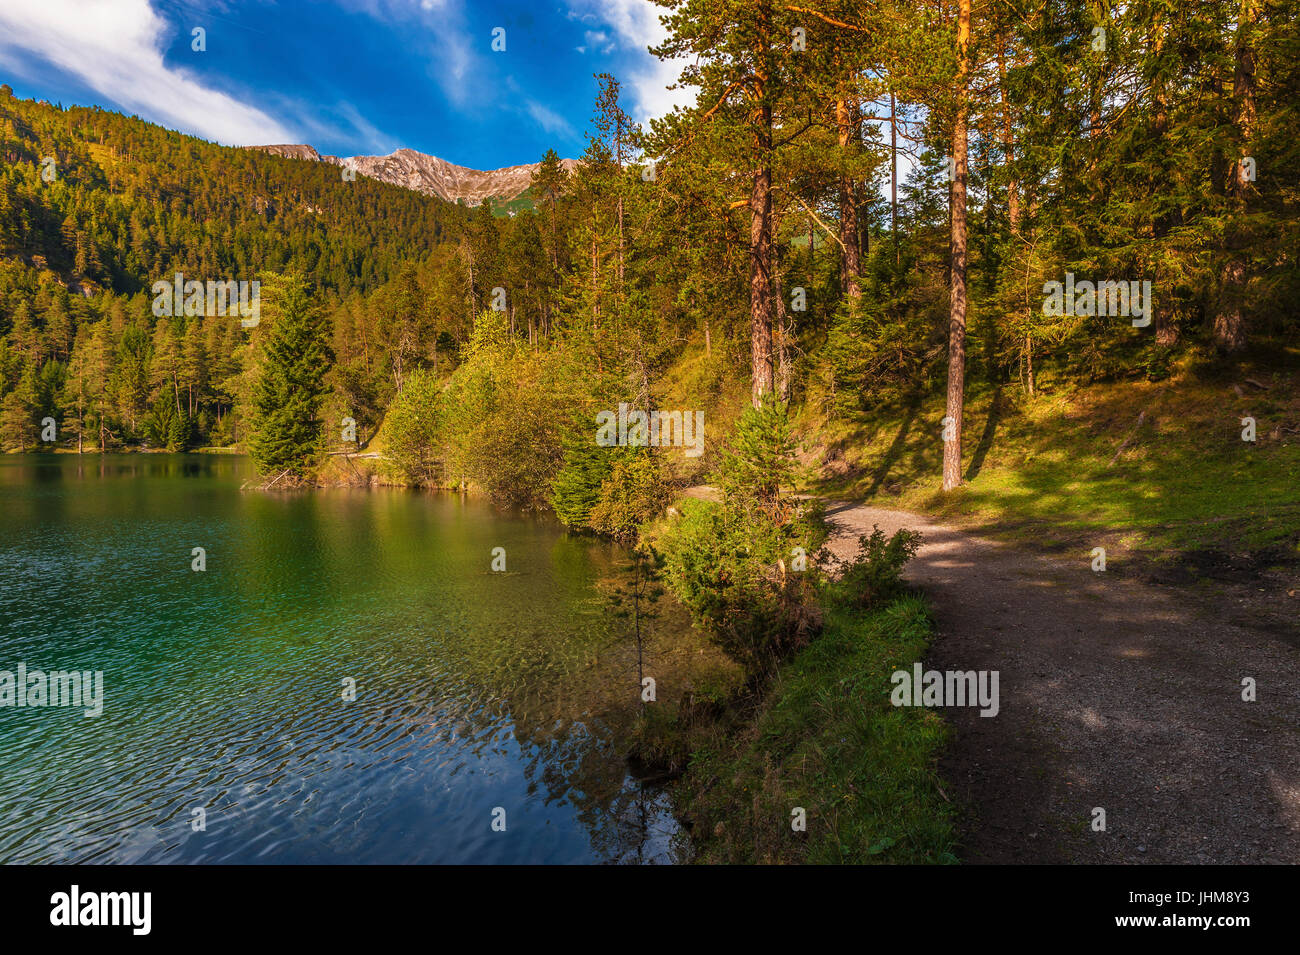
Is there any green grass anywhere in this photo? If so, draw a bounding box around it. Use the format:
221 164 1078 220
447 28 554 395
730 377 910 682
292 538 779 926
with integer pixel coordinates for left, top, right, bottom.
807 351 1300 557
677 593 957 864
490 188 538 217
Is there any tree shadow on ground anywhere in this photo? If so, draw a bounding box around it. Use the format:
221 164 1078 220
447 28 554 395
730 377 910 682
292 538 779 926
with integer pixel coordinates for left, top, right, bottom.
965 383 1003 482
865 396 922 496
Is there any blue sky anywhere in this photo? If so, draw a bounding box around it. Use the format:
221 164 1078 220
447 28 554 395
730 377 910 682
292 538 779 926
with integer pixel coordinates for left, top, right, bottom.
0 0 692 169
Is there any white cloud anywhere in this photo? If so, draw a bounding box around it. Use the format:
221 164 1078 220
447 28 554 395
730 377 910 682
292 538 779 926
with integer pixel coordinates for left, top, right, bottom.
580 30 615 55
524 100 576 139
340 0 481 111
418 4 478 109
0 0 295 146
564 0 695 123
288 100 400 157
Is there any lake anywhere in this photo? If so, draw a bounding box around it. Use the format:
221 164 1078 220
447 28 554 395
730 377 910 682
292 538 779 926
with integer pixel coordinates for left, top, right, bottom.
0 453 706 864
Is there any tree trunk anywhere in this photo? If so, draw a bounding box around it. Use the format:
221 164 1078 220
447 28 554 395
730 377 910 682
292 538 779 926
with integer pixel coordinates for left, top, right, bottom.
836 97 862 298
1150 17 1179 347
748 4 776 407
890 89 899 267
615 111 626 298
1025 333 1034 396
617 193 625 294
1214 0 1258 353
1089 1 1104 140
858 181 869 259
996 40 1020 234
750 150 776 405
943 0 972 492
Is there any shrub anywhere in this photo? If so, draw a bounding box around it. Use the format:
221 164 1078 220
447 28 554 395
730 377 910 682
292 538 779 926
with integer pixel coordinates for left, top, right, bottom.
165 407 194 451
588 450 672 540
827 525 923 609
659 395 829 678
659 498 823 677
437 311 564 507
554 440 673 540
142 392 179 448
383 367 442 485
714 393 796 518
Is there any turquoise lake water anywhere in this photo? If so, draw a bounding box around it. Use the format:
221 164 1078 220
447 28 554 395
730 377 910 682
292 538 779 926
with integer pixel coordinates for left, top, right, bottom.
0 454 685 863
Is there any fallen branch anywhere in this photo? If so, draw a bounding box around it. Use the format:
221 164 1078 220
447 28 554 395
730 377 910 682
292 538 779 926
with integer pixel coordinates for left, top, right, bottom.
1108 410 1147 467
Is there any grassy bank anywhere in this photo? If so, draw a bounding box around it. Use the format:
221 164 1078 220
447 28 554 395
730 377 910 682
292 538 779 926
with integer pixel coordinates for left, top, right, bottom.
806 350 1300 558
673 593 957 864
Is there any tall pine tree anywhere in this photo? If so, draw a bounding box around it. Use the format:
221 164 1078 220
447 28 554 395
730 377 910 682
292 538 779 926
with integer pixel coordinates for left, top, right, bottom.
248 274 333 479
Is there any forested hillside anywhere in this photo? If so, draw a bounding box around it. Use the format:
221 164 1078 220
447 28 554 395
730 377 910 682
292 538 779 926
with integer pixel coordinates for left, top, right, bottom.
0 83 464 450
1 0 1298 532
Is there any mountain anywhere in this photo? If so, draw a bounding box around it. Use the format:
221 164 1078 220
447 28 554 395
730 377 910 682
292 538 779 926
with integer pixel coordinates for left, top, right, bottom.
249 145 579 208
254 144 324 163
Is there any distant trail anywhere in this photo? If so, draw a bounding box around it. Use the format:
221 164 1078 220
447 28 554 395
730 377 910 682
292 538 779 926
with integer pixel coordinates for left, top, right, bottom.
816 500 1300 863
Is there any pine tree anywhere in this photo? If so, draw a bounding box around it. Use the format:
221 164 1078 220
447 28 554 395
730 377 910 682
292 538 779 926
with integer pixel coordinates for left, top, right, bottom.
180 318 208 415
247 274 333 479
653 0 805 406
943 0 973 492
715 393 797 520
166 406 193 451
530 148 570 278
551 435 613 530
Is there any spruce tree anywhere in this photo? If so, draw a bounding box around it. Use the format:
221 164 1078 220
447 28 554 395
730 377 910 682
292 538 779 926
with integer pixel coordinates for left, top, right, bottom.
551 436 614 530
166 407 193 452
248 274 333 479
715 393 796 519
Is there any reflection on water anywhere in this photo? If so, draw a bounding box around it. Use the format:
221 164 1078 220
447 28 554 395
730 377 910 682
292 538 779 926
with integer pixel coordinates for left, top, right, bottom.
0 454 725 863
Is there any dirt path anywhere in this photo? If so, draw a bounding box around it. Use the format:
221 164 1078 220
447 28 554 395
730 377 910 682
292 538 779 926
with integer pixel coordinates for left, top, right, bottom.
822 501 1300 864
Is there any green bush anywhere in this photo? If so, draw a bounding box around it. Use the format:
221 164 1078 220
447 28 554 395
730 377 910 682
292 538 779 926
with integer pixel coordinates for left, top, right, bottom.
659 395 829 677
551 435 613 529
436 311 565 508
826 525 923 609
660 497 825 677
588 450 672 540
383 367 442 485
143 396 195 452
714 393 796 517
553 439 671 540
166 406 194 452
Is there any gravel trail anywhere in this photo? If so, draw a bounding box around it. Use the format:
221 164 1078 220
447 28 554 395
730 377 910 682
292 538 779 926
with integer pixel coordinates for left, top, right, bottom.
823 501 1300 864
